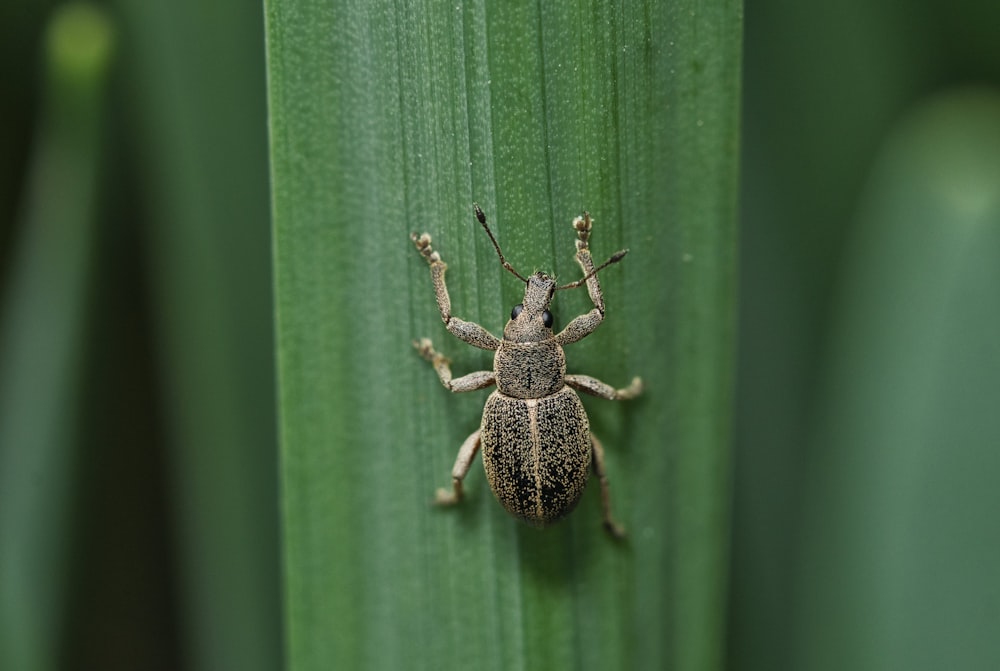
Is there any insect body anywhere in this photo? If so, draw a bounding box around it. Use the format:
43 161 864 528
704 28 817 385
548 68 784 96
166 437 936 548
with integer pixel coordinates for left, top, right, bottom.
411 205 642 537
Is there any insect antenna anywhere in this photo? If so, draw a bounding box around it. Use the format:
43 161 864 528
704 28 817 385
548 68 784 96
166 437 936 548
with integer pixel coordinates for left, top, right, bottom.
555 249 629 290
473 203 529 283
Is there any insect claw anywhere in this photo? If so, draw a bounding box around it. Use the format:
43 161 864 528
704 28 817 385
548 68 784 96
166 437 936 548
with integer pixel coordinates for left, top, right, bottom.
411 232 439 263
435 487 460 506
603 519 628 540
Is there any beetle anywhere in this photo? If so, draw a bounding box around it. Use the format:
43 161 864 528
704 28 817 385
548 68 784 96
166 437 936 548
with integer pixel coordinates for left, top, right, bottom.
410 204 642 537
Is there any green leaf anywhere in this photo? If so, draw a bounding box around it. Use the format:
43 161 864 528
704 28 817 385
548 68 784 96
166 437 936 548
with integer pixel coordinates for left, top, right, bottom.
267 2 741 669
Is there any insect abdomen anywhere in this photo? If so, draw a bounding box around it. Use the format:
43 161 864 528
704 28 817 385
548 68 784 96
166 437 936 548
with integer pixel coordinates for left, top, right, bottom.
481 387 591 527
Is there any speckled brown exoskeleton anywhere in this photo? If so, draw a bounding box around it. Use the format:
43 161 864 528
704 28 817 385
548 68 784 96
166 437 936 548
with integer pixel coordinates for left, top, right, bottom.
410 204 643 537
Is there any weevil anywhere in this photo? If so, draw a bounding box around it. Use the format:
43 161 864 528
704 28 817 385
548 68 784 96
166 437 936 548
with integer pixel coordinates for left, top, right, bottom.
410 204 643 537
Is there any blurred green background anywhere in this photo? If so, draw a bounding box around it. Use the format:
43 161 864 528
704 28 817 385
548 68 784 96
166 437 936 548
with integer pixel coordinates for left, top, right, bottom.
0 1 997 670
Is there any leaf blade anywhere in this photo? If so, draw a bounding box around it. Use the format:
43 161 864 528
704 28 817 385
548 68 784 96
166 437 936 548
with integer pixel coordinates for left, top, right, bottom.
267 2 741 669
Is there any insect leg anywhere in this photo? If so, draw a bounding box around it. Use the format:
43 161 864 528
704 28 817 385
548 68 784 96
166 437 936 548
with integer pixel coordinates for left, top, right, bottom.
572 213 606 311
413 338 496 392
590 433 626 538
411 232 501 351
565 374 643 400
435 429 482 505
555 214 611 345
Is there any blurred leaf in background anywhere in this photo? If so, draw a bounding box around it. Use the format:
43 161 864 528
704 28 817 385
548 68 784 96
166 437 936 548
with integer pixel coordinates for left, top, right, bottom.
794 87 1000 671
110 0 281 667
0 5 115 669
0 0 55 267
0 0 279 669
731 0 1000 669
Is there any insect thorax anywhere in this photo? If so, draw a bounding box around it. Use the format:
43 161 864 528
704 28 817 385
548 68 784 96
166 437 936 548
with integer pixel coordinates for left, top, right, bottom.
494 340 566 399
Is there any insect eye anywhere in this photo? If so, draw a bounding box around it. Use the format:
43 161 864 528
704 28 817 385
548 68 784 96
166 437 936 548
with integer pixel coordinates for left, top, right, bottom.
542 310 553 328
511 304 524 320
